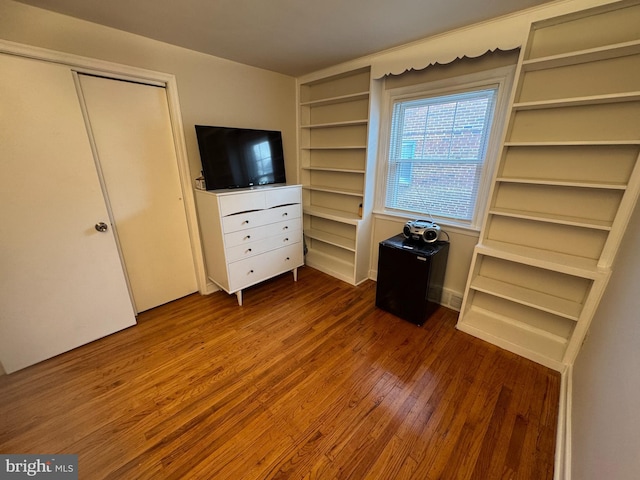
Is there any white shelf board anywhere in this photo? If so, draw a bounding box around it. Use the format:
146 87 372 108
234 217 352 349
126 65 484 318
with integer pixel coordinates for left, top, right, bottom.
477 240 605 279
301 119 368 129
301 166 366 174
489 207 613 231
302 184 363 197
304 228 356 252
301 145 368 151
303 205 361 225
304 249 355 284
470 275 582 320
458 307 566 371
522 40 640 71
300 91 369 107
504 140 640 147
513 91 640 110
495 176 627 190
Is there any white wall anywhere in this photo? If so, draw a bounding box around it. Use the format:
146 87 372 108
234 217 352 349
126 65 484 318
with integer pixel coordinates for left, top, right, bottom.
0 0 297 185
571 200 640 480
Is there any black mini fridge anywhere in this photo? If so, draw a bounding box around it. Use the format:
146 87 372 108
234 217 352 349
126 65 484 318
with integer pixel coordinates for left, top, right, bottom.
375 234 449 326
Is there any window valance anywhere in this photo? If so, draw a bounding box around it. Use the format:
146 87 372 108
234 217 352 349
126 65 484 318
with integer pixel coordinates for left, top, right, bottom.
370 14 528 79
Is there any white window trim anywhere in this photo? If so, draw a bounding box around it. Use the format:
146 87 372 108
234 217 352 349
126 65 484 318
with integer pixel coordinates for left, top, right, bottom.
374 64 516 231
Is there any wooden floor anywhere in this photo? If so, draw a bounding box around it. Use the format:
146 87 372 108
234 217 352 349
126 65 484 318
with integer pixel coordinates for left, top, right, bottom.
0 267 560 479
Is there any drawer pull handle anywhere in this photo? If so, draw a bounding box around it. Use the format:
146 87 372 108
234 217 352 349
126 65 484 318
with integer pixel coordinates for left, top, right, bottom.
243 220 250 224
244 235 251 240
282 212 288 216
283 226 288 230
284 238 289 242
286 257 290 261
248 270 254 274
246 248 252 253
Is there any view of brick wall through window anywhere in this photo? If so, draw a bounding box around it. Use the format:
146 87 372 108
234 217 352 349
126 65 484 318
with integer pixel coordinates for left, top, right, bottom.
387 89 496 221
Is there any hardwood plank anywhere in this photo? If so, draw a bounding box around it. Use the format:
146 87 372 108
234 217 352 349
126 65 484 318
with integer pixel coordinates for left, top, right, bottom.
0 267 560 479
469 384 514 480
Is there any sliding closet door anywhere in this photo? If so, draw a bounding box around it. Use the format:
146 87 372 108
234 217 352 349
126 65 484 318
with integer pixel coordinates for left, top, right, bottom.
77 74 197 313
0 55 136 374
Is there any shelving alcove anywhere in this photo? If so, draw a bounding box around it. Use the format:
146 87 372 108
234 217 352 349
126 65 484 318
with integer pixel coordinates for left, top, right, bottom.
298 67 377 285
456 0 640 372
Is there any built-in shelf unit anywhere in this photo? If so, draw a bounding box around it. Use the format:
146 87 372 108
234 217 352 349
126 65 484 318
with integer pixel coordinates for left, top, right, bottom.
457 0 640 371
298 67 376 284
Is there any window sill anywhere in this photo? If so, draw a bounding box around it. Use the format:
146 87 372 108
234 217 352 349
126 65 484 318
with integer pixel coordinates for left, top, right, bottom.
372 210 481 238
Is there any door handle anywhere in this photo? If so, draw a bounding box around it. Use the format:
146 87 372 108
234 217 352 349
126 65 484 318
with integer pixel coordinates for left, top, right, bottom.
95 222 109 233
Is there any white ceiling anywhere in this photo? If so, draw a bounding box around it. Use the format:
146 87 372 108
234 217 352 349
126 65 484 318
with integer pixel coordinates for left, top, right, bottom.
16 0 558 76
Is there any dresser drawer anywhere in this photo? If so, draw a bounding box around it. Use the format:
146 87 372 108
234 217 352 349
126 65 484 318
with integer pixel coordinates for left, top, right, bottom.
219 186 299 215
222 208 267 233
265 186 301 208
261 218 300 239
261 228 302 252
262 203 302 224
223 224 269 248
225 228 302 263
228 243 303 292
223 218 300 248
222 203 301 234
219 191 266 216
225 239 266 263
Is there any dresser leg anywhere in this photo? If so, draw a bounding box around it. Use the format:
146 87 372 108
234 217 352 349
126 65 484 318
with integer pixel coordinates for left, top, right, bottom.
293 268 298 282
236 290 243 306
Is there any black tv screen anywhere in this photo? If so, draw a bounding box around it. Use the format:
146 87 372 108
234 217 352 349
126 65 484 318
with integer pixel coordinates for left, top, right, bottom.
195 125 286 191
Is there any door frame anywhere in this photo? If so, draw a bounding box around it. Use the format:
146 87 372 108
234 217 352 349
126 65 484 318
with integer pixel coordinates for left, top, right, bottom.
0 39 207 295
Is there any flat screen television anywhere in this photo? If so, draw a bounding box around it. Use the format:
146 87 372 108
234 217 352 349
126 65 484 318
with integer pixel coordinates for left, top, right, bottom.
195 125 286 191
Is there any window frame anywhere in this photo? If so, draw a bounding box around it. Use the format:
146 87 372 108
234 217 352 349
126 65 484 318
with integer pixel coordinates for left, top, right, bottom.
374 65 515 231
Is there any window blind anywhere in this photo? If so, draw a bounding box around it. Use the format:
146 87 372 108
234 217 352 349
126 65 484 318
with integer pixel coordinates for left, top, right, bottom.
385 87 497 222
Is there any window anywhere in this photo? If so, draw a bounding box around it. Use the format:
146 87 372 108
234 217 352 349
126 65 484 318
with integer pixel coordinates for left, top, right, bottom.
379 67 514 229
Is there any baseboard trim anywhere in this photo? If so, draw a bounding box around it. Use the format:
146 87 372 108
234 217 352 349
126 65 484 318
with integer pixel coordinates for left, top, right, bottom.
554 364 572 480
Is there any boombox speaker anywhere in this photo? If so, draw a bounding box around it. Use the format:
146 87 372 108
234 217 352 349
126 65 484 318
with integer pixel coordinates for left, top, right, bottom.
403 219 441 243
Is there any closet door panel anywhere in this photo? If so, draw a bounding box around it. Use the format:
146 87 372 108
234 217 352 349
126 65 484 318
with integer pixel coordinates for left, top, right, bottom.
0 55 136 373
78 75 197 312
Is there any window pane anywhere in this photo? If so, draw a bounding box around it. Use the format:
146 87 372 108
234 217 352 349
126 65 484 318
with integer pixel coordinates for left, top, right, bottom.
390 161 482 220
386 88 497 221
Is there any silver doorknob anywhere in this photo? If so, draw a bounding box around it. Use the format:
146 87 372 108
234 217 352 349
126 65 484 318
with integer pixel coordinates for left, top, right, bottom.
95 222 108 233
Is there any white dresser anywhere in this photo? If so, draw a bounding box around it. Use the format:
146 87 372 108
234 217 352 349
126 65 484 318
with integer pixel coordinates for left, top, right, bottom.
195 185 304 305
